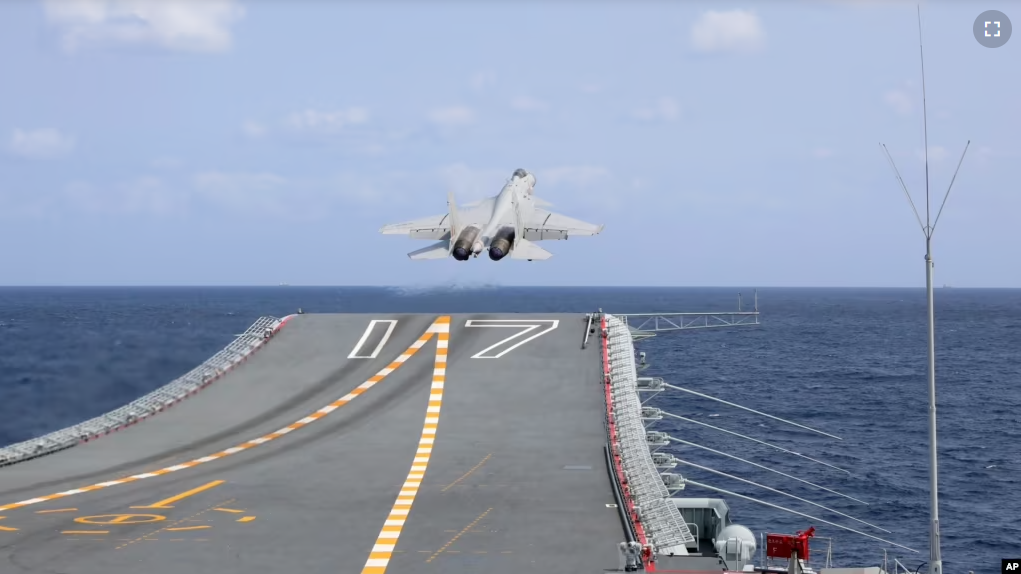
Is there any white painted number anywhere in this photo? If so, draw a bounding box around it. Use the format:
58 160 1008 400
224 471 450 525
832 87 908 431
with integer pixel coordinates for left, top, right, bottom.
465 319 559 359
348 320 398 359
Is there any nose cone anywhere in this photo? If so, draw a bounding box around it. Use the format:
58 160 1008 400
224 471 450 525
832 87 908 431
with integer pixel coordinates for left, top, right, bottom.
472 241 484 254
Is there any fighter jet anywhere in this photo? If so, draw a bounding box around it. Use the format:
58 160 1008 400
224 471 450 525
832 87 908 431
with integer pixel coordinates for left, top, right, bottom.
379 168 604 261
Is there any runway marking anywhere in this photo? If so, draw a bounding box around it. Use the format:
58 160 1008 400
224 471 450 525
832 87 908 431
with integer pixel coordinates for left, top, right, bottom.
465 319 559 358
349 319 398 359
131 480 225 509
165 525 210 531
0 319 446 513
36 508 77 514
115 499 232 550
441 453 492 492
237 516 256 523
361 316 450 574
425 508 493 563
0 526 16 532
62 530 108 535
75 514 166 525
213 507 244 514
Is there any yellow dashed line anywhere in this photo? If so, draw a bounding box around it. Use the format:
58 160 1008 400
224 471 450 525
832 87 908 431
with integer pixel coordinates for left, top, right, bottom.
237 516 256 523
115 499 232 550
165 525 210 531
361 316 450 574
425 508 493 563
36 508 77 514
0 320 443 513
441 453 492 492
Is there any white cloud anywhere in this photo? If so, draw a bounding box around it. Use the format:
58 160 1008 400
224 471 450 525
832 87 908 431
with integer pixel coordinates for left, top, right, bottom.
631 97 680 122
64 177 187 215
432 164 615 212
510 96 550 113
241 120 267 138
195 171 285 199
470 71 496 92
884 89 913 114
150 156 184 169
241 108 379 151
915 145 950 163
691 10 765 54
538 166 610 188
43 0 245 53
193 170 389 218
194 171 305 216
282 108 369 134
7 128 76 159
436 164 509 198
0 190 60 221
428 106 475 127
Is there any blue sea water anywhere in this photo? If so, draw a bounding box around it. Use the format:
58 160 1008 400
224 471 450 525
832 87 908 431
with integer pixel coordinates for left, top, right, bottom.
0 286 1018 572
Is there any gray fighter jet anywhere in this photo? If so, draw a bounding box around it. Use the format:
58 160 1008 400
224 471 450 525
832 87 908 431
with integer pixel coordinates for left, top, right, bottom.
379 168 605 261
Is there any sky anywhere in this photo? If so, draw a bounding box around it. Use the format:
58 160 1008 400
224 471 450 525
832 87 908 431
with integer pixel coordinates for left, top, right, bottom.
0 0 1018 287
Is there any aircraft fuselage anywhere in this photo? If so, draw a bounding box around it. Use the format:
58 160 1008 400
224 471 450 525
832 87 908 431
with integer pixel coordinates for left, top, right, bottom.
458 169 536 259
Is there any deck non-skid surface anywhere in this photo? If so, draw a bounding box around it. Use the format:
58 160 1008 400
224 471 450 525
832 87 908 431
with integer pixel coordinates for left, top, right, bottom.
0 314 623 574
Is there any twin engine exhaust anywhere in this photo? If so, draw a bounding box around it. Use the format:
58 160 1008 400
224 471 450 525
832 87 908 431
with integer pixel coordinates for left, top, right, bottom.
451 226 480 261
451 226 515 261
487 227 515 261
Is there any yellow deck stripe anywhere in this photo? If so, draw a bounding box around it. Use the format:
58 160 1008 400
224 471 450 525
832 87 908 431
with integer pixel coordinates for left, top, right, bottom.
131 480 224 509
361 316 450 574
0 319 444 513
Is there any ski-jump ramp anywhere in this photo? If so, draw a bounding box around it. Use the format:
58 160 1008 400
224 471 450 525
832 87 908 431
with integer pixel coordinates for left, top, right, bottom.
0 314 625 574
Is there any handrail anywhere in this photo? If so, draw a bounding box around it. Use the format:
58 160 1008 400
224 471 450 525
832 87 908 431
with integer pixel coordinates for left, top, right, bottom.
0 315 289 468
602 312 697 568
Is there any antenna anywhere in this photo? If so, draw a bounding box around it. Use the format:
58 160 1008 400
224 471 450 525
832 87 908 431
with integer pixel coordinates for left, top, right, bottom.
879 7 969 574
658 410 849 474
673 458 890 533
661 382 842 440
666 435 868 504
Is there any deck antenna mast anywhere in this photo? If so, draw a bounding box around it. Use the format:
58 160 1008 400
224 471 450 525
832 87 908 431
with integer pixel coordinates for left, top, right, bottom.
879 6 969 574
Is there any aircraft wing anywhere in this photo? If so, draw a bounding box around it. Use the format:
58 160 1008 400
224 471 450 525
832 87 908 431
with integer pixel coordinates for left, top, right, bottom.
521 208 605 241
379 214 452 240
379 198 496 240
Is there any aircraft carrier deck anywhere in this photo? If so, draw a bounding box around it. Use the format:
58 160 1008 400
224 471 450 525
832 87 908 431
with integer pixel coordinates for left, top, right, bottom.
0 313 635 573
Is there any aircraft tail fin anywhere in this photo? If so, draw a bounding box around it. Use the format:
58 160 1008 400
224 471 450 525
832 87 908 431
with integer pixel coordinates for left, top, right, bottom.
447 190 461 256
409 241 450 260
510 238 552 260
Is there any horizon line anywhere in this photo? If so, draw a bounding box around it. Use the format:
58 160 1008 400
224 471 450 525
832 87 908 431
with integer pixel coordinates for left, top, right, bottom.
0 285 1013 290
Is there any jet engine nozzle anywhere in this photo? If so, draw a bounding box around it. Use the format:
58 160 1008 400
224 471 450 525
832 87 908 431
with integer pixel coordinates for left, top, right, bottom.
452 226 480 261
488 227 515 261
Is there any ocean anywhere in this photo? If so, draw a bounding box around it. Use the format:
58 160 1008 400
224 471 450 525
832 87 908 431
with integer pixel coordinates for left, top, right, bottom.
0 286 1017 572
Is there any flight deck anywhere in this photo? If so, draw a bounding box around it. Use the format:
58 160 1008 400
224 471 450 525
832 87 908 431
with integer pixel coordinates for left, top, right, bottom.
0 314 625 574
